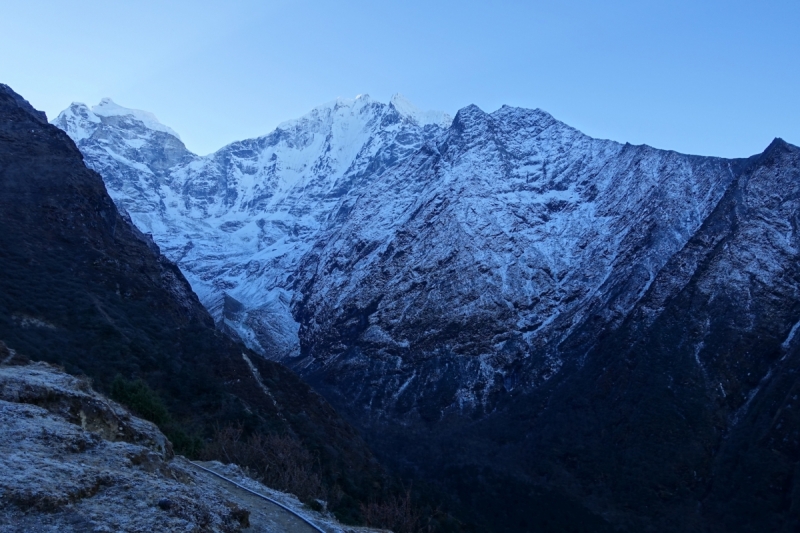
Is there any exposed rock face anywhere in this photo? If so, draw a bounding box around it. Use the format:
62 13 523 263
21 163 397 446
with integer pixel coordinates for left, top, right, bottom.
0 356 172 457
0 360 249 533
292 104 739 422
0 83 385 520
292 111 800 531
56 91 800 532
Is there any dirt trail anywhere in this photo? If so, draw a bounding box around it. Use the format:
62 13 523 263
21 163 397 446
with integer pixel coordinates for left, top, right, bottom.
182 460 330 533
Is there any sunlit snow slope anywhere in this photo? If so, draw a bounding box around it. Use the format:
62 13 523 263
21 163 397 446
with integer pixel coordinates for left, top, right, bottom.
54 94 450 358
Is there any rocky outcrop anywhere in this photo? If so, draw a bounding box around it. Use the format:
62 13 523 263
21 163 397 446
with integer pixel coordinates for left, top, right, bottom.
0 358 388 533
0 357 171 457
0 359 250 533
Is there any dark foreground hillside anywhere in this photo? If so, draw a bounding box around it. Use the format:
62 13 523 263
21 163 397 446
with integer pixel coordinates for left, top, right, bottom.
0 84 388 524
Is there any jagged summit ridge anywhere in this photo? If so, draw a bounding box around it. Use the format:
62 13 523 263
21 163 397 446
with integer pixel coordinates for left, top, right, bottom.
291 100 739 417
52 93 742 375
56 98 182 142
389 93 452 127
274 93 452 131
93 97 182 139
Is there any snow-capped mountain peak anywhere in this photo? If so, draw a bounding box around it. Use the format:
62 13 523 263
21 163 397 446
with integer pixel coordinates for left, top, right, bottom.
390 93 452 127
90 98 181 139
275 93 377 130
51 102 100 142
53 99 182 144
54 94 451 359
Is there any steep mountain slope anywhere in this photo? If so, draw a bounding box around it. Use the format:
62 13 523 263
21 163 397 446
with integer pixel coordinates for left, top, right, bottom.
524 137 800 532
292 106 800 531
0 83 386 522
57 92 800 532
296 117 800 531
292 104 738 422
54 94 451 359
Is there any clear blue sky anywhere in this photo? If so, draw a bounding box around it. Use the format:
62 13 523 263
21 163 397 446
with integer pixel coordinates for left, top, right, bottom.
2 0 798 157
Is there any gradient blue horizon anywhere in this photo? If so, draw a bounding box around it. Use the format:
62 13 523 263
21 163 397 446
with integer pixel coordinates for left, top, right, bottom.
2 0 797 157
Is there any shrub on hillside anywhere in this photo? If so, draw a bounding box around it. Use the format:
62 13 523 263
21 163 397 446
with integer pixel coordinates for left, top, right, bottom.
201 423 325 504
110 375 170 426
361 488 426 533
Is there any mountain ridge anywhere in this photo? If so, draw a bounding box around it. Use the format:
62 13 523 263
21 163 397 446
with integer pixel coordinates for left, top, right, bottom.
55 92 800 532
53 94 452 360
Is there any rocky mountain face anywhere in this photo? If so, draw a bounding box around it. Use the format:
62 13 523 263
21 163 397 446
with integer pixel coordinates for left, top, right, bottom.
0 84 387 524
56 93 800 532
292 104 737 421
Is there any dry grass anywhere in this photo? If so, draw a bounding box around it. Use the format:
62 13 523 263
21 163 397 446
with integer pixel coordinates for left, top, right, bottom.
201 424 324 504
361 487 430 533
